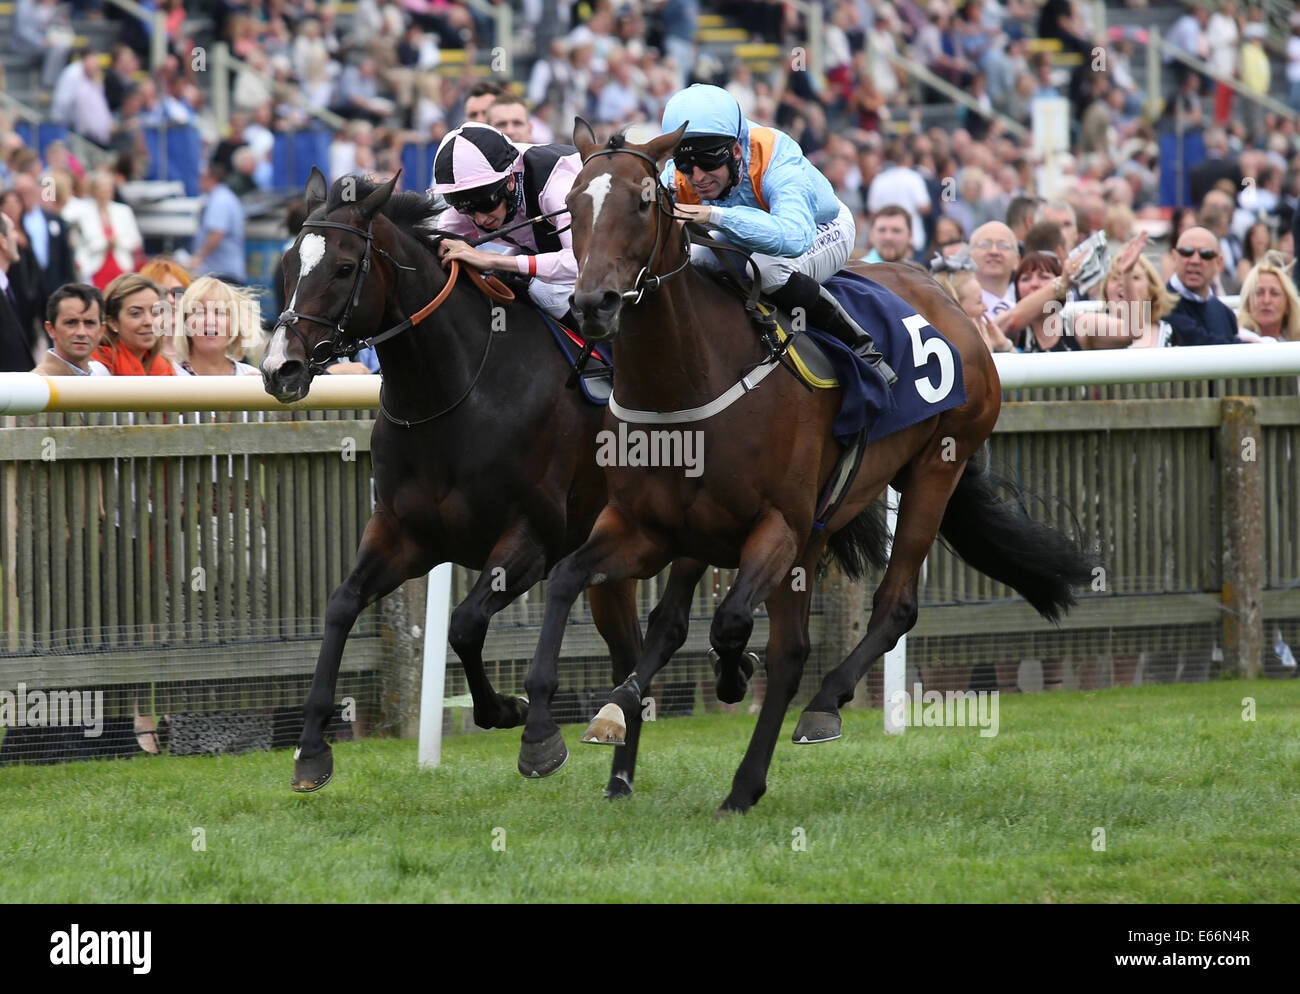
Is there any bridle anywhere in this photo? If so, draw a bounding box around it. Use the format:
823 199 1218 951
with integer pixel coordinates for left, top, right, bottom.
274 208 514 425
275 215 413 375
580 143 692 306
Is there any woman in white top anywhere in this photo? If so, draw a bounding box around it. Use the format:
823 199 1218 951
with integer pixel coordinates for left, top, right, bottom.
1236 253 1300 342
65 170 143 289
173 276 264 376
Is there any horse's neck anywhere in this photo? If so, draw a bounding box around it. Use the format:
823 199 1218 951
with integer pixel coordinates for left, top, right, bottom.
616 268 759 409
373 262 487 402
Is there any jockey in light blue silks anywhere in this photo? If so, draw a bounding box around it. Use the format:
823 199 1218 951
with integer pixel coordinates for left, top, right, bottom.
659 84 897 389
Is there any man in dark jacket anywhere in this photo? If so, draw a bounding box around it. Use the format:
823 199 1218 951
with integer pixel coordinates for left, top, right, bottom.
0 213 34 370
1165 225 1238 346
14 172 75 300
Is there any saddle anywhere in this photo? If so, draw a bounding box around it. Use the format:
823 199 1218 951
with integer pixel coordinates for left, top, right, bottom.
703 267 839 391
685 225 840 393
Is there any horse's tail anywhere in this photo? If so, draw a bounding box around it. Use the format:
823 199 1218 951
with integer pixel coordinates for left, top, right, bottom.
825 499 891 581
938 454 1097 624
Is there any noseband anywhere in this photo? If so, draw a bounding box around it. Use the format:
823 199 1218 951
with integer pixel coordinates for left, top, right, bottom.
581 145 692 305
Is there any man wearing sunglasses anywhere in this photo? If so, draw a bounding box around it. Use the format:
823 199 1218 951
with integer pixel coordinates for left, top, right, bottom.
431 122 581 320
1165 226 1238 346
658 84 896 389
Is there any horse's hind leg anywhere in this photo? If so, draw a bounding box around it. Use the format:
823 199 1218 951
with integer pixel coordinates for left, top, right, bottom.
718 559 816 815
294 511 430 792
449 525 548 730
794 462 966 744
519 507 669 779
583 558 708 796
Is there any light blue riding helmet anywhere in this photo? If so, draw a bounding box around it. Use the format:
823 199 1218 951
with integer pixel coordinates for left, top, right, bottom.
660 84 747 196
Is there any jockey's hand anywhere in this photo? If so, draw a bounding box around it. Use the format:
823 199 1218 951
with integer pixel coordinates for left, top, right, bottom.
672 204 714 226
438 240 497 271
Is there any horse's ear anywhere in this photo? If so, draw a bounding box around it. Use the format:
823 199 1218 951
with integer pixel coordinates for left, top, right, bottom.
645 123 688 166
572 116 598 159
356 170 400 220
305 166 327 212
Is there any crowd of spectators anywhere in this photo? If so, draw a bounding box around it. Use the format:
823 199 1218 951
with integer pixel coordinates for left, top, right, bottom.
3 0 1300 373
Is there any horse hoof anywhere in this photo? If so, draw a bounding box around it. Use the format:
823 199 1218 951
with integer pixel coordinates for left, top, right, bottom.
792 710 842 744
713 649 758 704
292 746 334 792
517 730 568 778
581 703 627 745
604 773 633 800
713 800 749 820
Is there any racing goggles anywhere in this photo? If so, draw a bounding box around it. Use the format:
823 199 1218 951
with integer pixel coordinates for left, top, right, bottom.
447 179 509 215
674 139 735 174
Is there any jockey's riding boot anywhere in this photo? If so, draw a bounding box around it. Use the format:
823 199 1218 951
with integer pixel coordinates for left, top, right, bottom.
775 273 898 386
810 284 898 385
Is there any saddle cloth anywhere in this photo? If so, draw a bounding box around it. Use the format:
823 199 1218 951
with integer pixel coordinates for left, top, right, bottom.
762 270 968 447
537 310 613 405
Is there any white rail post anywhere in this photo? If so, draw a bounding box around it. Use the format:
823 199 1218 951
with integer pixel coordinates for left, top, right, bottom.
418 562 454 769
883 486 906 735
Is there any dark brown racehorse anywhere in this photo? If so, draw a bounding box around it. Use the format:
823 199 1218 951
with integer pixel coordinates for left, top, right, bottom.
262 166 690 797
511 125 1095 814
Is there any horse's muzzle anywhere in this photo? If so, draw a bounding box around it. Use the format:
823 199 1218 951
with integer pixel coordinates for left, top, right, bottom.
261 323 313 403
571 289 622 341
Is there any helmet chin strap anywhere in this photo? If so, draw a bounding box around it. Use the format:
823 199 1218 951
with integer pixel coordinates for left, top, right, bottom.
502 172 524 224
721 148 741 199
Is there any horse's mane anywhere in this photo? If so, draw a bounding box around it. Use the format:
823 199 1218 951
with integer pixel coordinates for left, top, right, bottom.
322 175 447 253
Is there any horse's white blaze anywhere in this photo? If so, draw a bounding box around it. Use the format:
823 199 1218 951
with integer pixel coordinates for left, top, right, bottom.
586 173 612 229
288 232 327 311
264 325 289 373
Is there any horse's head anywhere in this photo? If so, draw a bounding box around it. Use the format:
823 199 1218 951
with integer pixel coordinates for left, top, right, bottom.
567 119 688 341
262 166 401 403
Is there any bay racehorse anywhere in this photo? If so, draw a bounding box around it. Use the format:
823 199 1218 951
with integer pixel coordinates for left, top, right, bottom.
262 166 693 797
511 124 1096 814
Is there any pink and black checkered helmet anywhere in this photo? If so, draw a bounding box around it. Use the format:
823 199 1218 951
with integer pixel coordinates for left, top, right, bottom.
431 123 522 197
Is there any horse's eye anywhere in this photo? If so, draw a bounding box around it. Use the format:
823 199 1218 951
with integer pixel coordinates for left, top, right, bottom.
638 195 651 213
337 264 354 278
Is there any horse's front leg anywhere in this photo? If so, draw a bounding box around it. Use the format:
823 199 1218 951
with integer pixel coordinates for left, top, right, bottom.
294 511 430 791
719 558 816 815
583 558 709 798
449 524 547 730
518 506 668 779
709 510 801 705
705 510 805 813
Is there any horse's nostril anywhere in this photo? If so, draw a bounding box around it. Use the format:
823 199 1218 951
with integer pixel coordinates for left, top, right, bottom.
574 290 622 319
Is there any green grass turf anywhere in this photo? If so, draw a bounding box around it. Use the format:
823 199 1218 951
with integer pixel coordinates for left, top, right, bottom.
1 680 1296 903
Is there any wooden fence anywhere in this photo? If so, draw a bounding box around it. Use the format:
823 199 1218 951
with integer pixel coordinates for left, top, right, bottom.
2 376 1297 742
